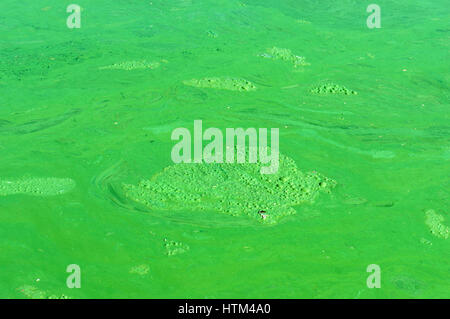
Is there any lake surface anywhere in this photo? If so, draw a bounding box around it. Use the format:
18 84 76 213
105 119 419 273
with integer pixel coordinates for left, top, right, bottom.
0 0 448 298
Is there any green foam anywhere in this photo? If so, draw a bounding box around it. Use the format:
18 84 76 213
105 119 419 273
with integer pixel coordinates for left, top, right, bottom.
0 177 76 196
18 285 70 299
310 83 357 95
260 47 309 67
124 152 335 224
129 264 150 275
164 239 190 256
182 77 257 91
425 210 449 239
99 60 160 70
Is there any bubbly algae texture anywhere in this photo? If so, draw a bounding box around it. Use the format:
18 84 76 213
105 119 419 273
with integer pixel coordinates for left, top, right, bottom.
18 286 70 299
2 0 448 300
183 77 257 91
425 210 449 239
260 47 309 67
129 264 150 275
99 60 160 70
124 152 335 224
310 83 357 95
164 239 190 256
0 177 76 196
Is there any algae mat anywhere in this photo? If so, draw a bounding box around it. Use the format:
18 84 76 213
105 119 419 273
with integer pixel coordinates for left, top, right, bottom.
123 151 335 224
0 0 449 299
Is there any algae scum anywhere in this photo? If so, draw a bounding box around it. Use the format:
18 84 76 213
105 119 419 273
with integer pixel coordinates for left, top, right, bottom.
1 0 449 298
183 77 257 92
259 47 310 68
0 177 75 196
124 152 335 224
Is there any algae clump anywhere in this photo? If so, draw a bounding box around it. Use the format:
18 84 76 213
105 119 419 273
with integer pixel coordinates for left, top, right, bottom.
311 83 357 95
18 285 70 299
164 239 189 256
183 77 256 91
99 60 160 70
123 152 335 224
129 264 150 275
0 177 76 196
260 47 309 67
425 210 449 239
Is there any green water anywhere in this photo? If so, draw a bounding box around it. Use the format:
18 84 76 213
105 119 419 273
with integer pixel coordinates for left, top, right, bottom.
1 0 449 299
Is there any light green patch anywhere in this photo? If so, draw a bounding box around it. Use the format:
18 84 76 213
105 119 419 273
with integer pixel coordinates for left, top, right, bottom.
47 294 71 299
370 150 395 159
420 238 433 246
18 285 46 299
0 177 76 196
123 151 335 224
129 264 150 275
18 285 70 299
260 47 309 67
206 30 218 38
310 83 357 95
296 19 311 24
164 239 189 256
425 210 449 239
99 60 160 70
183 77 256 91
342 195 367 205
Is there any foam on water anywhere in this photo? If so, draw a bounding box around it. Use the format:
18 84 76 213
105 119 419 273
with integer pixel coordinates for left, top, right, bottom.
0 177 76 196
425 210 449 239
99 60 160 70
183 77 257 91
123 152 335 224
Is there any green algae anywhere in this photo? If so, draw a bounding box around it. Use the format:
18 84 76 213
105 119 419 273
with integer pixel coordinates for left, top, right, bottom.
183 77 257 91
298 129 395 159
391 276 426 296
1 0 449 300
164 239 189 256
0 177 76 196
425 210 449 239
129 264 150 275
310 83 357 95
420 238 433 246
296 19 311 24
18 285 70 299
0 40 102 81
206 30 219 38
0 109 80 135
260 47 309 67
99 60 160 70
123 152 335 224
